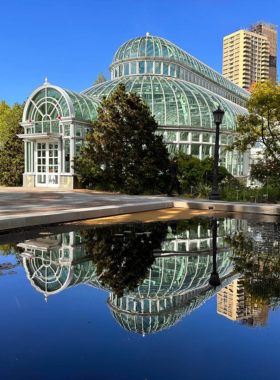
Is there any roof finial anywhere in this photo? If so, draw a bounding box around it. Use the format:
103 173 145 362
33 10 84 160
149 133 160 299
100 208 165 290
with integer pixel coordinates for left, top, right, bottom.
44 77 48 85
146 31 150 36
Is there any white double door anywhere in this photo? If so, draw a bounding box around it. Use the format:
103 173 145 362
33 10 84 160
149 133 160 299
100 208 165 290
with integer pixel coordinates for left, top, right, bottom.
36 141 60 187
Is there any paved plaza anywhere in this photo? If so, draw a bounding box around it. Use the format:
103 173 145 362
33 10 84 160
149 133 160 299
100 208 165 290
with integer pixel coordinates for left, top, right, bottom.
1 187 280 233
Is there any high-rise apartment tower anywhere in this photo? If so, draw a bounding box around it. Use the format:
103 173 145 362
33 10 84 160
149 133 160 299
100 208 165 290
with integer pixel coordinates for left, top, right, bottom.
223 21 277 90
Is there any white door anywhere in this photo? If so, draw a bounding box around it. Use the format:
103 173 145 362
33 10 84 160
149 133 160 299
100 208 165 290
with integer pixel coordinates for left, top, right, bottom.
36 141 60 187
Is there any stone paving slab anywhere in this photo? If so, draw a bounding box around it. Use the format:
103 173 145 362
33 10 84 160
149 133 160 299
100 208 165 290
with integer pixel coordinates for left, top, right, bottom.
0 187 280 231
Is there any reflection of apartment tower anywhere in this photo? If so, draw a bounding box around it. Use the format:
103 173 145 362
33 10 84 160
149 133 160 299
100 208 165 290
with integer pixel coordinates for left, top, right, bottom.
217 278 269 326
250 21 277 83
223 22 277 90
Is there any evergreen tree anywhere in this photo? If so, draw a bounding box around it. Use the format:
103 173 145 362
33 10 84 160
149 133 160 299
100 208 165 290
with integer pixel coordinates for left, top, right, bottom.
93 72 107 85
0 102 24 186
73 83 170 194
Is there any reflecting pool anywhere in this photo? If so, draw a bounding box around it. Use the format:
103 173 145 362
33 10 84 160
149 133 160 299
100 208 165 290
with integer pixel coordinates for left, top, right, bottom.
1 216 280 380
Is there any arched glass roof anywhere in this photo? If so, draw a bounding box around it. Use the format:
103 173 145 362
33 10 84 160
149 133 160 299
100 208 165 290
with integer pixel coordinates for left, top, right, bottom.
23 85 99 123
81 76 248 130
112 35 250 100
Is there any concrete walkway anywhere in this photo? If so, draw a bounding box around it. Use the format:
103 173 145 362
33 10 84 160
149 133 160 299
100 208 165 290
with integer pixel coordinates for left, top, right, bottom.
0 187 280 231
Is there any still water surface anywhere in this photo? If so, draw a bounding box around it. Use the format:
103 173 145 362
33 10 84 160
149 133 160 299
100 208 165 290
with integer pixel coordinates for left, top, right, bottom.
1 216 280 380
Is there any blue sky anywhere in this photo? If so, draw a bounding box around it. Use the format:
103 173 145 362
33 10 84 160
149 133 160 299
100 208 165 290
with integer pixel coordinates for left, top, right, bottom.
1 0 279 105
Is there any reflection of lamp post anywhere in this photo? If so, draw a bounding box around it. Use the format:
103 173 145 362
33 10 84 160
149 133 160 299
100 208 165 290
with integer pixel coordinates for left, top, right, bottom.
209 106 225 200
209 218 221 287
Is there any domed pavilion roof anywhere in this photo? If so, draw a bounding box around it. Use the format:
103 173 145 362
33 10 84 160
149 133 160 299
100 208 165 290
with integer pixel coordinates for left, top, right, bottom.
81 75 248 129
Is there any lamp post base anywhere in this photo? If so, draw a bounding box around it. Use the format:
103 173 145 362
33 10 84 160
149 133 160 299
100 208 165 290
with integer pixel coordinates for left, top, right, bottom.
209 193 220 200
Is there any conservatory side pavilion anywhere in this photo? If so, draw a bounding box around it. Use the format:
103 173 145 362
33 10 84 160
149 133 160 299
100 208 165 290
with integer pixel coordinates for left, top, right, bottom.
20 34 250 189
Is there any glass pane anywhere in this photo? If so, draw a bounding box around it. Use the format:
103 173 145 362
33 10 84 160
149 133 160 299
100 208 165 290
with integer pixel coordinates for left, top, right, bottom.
179 144 189 154
163 63 169 75
52 121 59 134
139 61 145 74
75 140 83 156
155 62 161 74
49 175 58 185
180 132 189 141
125 63 129 75
64 140 70 173
221 135 227 144
131 62 136 74
76 126 82 137
147 62 153 74
170 64 175 76
64 125 70 136
35 123 42 133
191 144 200 158
37 175 46 184
192 132 200 142
202 145 210 159
167 131 176 141
203 133 210 142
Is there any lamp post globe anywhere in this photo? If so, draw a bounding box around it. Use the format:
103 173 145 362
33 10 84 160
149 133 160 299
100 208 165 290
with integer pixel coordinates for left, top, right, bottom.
209 106 225 201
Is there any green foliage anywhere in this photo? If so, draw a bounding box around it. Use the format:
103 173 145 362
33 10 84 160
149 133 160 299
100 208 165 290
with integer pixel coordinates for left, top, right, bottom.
73 83 170 194
226 80 280 161
0 102 24 186
93 72 107 85
227 230 280 311
0 101 12 145
79 222 168 297
250 158 280 183
176 151 232 196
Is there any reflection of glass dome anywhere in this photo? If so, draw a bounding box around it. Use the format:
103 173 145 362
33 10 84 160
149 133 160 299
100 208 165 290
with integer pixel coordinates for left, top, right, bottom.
82 76 247 129
108 274 239 335
124 251 234 299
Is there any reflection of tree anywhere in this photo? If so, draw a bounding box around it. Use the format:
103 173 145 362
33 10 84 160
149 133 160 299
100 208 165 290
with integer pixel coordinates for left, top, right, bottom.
225 229 280 311
0 243 23 276
79 222 168 297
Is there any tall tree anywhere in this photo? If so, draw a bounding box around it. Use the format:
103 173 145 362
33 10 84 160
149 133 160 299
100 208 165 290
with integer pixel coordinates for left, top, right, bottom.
0 101 14 145
73 83 170 194
226 80 280 161
0 102 24 186
93 72 107 85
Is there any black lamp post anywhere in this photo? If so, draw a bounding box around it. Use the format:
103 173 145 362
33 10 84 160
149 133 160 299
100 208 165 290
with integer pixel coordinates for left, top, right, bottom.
209 106 225 200
209 218 221 287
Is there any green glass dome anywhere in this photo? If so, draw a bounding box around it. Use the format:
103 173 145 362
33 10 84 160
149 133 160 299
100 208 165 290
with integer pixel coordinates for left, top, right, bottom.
111 35 250 100
81 75 248 129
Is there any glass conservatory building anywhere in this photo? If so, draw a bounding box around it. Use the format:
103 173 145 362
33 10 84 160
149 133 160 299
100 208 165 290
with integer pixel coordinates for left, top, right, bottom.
19 33 250 189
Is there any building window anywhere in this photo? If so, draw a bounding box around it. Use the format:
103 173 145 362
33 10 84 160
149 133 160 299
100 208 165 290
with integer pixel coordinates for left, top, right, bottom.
147 62 153 74
131 62 136 74
139 61 145 74
163 63 169 75
64 139 70 173
180 132 189 141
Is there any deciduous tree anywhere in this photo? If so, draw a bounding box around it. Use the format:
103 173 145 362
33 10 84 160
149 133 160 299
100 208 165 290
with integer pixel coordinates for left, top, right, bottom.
226 80 280 161
0 102 24 186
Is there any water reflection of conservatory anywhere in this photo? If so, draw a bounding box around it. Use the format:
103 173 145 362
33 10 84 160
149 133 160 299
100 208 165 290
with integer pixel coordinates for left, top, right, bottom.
19 219 242 334
19 34 250 189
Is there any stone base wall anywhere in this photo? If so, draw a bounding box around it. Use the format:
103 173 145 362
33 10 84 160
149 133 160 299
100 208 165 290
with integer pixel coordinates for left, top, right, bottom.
23 174 35 188
60 175 78 190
